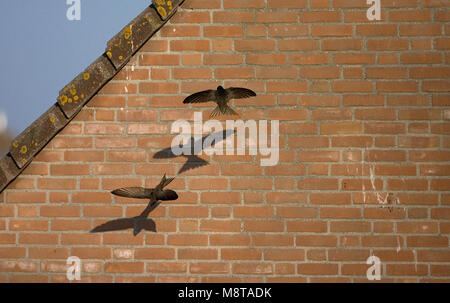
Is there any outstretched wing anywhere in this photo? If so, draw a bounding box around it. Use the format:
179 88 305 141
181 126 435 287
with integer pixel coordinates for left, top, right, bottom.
183 90 216 104
226 87 256 99
155 174 175 191
111 187 151 199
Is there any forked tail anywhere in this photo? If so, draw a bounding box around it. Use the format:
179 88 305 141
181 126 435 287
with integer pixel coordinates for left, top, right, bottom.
210 105 239 118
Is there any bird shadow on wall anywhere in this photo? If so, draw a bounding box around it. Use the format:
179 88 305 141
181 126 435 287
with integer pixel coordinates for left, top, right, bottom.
153 129 234 174
90 201 161 236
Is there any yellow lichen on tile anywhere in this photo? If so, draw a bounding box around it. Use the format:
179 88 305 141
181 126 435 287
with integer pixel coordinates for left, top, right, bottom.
157 6 167 19
12 141 18 148
70 85 77 96
59 95 68 105
124 26 133 40
83 73 90 80
144 15 153 23
49 116 56 123
20 146 27 154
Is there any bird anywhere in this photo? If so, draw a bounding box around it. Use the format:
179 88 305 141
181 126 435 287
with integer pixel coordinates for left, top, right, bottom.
111 174 178 206
182 86 256 118
108 174 178 235
153 129 234 174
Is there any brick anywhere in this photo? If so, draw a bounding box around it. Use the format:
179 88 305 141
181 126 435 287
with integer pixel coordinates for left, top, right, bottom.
390 10 432 21
321 207 361 219
223 0 264 8
200 220 241 232
146 262 187 273
0 261 37 273
435 38 450 50
418 250 450 262
210 234 250 246
280 39 320 51
221 248 262 260
313 25 352 37
9 220 48 231
387 264 428 276
328 249 370 261
6 192 46 204
244 220 284 232
400 24 442 36
234 206 274 218
233 263 273 275
407 236 448 248
301 11 340 22
253 234 294 246
185 0 221 9
167 234 208 246
172 11 210 24
298 178 339 190
298 263 339 275
40 206 80 217
365 122 406 134
190 262 229 274
105 262 144 274
363 236 403 248
367 39 409 50
178 248 218 260
401 53 442 64
323 39 363 50
204 26 243 37
171 40 210 52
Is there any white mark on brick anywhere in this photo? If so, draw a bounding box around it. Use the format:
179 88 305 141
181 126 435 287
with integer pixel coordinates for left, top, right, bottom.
114 248 134 259
83 262 101 273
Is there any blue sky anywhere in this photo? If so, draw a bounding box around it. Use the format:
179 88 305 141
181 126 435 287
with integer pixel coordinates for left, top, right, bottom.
0 0 150 135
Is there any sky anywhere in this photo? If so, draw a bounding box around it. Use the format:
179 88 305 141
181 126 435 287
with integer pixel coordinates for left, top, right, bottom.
0 0 151 136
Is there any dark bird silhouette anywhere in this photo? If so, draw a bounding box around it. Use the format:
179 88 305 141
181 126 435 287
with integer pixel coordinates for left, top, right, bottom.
153 130 234 174
91 174 178 236
183 86 256 118
111 174 178 205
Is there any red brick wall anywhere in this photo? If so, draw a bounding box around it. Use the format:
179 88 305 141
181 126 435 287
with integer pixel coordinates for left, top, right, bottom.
0 0 449 282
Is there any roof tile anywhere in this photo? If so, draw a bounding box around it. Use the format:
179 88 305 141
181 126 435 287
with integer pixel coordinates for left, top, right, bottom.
106 6 163 69
0 155 21 192
57 55 116 118
9 104 67 168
